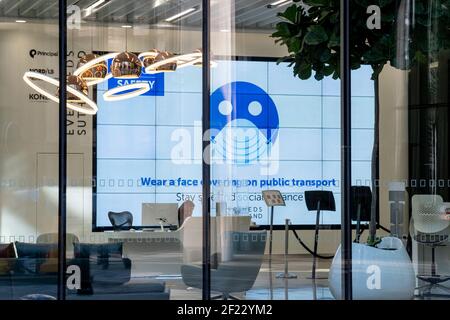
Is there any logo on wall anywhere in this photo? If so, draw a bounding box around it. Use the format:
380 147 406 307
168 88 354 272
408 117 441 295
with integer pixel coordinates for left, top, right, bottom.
210 81 279 164
28 68 55 76
29 49 58 59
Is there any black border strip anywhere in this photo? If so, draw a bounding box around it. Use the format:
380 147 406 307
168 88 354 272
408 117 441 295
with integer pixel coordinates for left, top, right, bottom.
202 0 211 300
340 0 353 300
92 86 98 233
57 0 67 301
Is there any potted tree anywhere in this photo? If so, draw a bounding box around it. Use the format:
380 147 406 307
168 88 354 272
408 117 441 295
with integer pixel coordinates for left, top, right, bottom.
271 0 447 299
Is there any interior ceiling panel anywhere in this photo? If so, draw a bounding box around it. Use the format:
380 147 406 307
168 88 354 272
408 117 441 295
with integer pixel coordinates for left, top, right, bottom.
0 0 289 31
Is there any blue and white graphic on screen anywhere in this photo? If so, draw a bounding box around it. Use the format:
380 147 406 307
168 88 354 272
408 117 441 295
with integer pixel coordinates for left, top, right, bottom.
210 81 279 164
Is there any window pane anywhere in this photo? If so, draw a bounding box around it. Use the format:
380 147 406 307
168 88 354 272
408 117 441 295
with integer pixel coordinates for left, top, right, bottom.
66 0 202 300
0 0 60 300
209 0 342 300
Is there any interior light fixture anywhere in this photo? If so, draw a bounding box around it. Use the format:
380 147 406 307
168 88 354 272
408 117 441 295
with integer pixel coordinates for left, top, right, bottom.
165 7 198 22
138 49 160 68
23 72 98 115
176 51 203 69
85 0 111 16
267 0 292 8
65 75 89 104
75 53 108 86
143 50 217 73
103 82 150 102
111 52 142 79
121 25 133 28
188 49 218 68
15 20 27 23
144 51 178 73
105 51 146 101
154 51 178 72
74 52 118 86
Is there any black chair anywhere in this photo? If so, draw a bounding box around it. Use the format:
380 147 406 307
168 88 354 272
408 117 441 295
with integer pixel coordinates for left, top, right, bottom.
108 211 133 231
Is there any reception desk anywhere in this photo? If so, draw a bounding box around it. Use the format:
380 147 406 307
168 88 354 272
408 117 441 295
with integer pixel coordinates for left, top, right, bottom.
102 216 253 277
105 229 181 242
104 230 182 277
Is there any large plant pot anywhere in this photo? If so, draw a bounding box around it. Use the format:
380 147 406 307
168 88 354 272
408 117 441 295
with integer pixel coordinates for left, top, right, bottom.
329 237 415 300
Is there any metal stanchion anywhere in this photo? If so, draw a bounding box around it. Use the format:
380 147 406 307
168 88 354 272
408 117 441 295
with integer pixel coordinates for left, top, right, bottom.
269 206 274 265
268 206 274 300
261 190 286 300
304 191 335 280
276 219 297 279
311 200 321 279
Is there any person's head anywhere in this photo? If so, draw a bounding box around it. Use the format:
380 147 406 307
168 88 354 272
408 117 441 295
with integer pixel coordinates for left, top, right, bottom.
178 200 195 226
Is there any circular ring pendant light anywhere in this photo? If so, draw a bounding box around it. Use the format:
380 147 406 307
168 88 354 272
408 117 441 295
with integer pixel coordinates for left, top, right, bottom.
144 51 178 73
74 52 118 86
187 49 218 68
24 21 216 106
23 72 98 115
175 51 203 69
104 26 149 101
76 53 108 84
103 82 150 102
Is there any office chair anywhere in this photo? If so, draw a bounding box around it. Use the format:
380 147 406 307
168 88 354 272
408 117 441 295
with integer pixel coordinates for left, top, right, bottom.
108 211 133 231
411 195 450 297
181 231 266 300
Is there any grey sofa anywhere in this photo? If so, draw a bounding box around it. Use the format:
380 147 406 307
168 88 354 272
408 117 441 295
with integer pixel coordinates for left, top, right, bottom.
0 242 169 300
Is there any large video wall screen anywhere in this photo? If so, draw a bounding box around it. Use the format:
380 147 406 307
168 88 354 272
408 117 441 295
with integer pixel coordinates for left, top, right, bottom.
95 58 374 229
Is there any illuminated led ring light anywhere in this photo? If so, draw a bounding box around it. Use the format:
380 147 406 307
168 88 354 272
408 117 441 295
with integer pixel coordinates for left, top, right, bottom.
74 52 119 86
103 82 150 102
23 72 98 115
175 52 202 69
144 52 200 73
191 57 219 68
138 51 159 61
174 52 219 69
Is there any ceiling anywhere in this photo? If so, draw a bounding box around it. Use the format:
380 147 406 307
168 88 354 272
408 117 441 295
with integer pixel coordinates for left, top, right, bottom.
0 0 291 31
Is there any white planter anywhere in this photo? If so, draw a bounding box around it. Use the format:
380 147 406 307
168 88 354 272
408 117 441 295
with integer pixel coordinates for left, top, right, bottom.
329 237 415 300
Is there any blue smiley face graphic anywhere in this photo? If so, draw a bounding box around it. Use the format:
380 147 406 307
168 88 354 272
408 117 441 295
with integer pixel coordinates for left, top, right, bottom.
210 81 279 144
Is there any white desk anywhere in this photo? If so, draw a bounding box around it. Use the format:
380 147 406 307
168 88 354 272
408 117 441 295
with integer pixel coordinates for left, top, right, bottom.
104 230 180 242
104 230 182 277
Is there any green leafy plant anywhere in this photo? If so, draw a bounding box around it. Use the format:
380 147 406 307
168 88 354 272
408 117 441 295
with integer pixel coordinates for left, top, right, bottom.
272 0 450 244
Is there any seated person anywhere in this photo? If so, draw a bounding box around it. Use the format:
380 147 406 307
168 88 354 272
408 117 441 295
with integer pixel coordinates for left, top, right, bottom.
178 200 195 227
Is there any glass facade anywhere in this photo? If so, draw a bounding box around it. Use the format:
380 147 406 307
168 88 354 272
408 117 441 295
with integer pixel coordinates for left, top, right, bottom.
0 0 449 301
